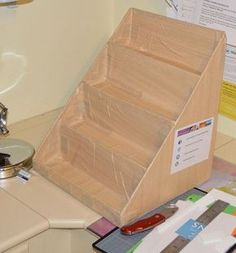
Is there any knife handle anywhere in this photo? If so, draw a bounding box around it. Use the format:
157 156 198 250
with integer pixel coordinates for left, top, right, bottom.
120 213 166 235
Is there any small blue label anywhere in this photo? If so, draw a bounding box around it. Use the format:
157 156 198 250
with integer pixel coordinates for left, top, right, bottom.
176 219 205 240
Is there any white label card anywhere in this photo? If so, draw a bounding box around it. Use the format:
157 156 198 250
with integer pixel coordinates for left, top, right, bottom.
171 118 214 174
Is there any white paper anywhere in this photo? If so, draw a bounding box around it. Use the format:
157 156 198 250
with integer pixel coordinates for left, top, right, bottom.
166 0 179 19
167 0 236 45
171 118 214 174
166 0 236 121
195 0 236 46
191 0 236 84
225 45 236 83
135 189 236 253
178 0 197 23
166 0 236 86
182 213 236 253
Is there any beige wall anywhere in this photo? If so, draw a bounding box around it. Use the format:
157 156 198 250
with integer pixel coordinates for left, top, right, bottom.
0 0 168 125
1 0 234 137
112 0 168 27
0 0 112 124
0 0 167 124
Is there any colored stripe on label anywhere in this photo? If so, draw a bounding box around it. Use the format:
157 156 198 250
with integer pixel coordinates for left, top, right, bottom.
176 219 206 240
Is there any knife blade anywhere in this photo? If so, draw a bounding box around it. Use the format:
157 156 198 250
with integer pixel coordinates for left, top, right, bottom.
120 204 178 235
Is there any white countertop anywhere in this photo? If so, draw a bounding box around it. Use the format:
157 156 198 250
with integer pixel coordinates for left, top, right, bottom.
0 188 48 252
0 170 100 251
0 109 101 251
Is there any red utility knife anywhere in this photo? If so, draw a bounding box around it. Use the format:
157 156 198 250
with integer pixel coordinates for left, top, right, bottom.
120 204 178 235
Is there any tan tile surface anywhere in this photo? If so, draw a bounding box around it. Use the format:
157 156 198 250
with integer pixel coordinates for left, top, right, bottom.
214 139 236 165
0 171 100 229
0 108 100 251
0 189 48 252
214 132 234 150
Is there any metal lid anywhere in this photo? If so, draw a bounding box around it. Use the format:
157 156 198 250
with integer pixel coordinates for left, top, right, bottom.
0 102 9 135
0 138 35 179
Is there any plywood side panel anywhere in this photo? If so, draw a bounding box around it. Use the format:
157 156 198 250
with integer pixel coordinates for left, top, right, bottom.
120 36 226 225
34 9 226 226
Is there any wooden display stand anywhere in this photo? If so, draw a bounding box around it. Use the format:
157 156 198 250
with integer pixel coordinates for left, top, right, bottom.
35 9 226 226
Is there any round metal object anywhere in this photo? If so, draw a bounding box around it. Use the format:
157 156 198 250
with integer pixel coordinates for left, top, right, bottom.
0 138 35 179
0 103 9 135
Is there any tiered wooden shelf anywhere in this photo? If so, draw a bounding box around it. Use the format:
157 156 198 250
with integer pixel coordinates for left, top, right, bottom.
35 9 226 226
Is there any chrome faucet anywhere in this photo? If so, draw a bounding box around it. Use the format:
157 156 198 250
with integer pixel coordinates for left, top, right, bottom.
0 103 9 135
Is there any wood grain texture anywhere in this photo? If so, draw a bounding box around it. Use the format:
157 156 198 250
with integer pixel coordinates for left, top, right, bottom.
34 9 226 226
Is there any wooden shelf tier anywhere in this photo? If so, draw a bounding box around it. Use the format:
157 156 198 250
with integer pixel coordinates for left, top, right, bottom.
35 9 226 226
